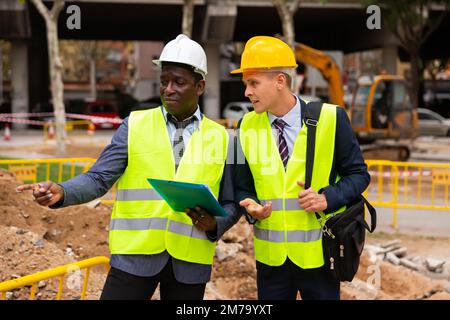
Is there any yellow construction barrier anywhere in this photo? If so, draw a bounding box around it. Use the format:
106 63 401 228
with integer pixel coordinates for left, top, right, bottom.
0 157 116 203
2 158 449 229
0 158 96 183
365 160 450 228
0 256 110 300
43 120 94 142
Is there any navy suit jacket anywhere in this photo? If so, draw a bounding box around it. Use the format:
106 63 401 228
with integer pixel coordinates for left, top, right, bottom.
235 98 371 222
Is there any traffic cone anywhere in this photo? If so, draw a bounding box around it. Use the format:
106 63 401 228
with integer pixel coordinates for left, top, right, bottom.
48 123 55 140
3 124 11 141
87 122 95 136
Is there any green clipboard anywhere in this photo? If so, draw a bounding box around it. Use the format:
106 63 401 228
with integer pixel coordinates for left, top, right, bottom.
147 178 228 217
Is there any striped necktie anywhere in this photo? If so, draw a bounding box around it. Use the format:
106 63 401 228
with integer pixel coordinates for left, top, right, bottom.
273 119 289 169
168 114 197 169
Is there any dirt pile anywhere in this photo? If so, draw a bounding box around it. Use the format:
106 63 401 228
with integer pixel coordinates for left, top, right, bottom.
1 169 449 300
0 169 109 299
0 225 107 300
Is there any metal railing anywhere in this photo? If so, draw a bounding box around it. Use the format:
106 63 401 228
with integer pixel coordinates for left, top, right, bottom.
0 256 110 300
365 160 450 228
2 157 449 228
0 158 96 183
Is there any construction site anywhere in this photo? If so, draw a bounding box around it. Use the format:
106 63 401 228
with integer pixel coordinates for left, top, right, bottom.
0 130 449 300
1 0 450 301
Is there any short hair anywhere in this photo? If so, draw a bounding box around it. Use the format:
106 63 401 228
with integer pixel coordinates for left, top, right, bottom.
264 69 293 88
282 72 292 88
161 62 204 84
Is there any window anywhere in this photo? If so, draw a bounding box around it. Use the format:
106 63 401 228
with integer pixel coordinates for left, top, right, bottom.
419 111 442 121
229 105 243 112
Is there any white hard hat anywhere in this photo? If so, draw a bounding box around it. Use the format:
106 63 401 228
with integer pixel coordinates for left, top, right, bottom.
153 34 207 79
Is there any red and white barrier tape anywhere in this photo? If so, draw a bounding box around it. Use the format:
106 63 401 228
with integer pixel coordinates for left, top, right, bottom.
0 117 47 126
369 170 433 178
0 112 54 118
0 112 123 124
66 113 123 124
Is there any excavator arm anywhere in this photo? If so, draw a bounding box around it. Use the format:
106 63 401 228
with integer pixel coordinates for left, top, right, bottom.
294 43 346 107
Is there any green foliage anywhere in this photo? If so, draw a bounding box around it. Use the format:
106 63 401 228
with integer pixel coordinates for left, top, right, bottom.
362 0 449 47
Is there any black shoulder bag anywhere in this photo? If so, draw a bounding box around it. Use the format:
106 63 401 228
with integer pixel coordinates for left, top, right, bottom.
304 102 377 282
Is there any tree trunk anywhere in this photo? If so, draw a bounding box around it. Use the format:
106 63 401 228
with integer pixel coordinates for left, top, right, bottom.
409 47 421 109
272 0 300 92
31 0 66 155
90 57 97 101
0 41 3 106
46 19 66 155
280 10 295 49
182 0 194 38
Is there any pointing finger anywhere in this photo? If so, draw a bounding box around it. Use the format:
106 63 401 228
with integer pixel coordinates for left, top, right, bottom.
16 184 37 192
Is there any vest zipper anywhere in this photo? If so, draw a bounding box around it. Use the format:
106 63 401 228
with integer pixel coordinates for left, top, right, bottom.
340 244 344 257
330 257 334 270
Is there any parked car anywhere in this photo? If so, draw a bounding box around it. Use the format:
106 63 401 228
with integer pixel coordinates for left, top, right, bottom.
223 101 254 120
417 108 450 137
84 100 122 129
298 94 322 103
223 95 322 121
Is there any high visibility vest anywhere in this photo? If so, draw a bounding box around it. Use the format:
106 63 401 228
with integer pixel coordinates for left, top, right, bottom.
239 103 345 268
109 108 228 265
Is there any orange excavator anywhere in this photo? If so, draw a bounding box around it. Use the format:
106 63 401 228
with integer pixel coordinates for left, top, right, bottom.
294 43 417 161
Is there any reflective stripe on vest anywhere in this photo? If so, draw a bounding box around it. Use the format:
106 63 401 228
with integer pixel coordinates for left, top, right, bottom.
109 217 207 240
260 198 302 211
168 221 208 240
116 189 162 201
109 108 228 264
239 103 345 268
110 217 167 231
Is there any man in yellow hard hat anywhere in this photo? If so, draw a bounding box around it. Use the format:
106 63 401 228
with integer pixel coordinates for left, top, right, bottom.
17 34 240 300
233 36 370 300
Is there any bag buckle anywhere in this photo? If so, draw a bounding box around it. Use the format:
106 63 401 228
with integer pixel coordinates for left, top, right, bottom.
305 119 318 127
322 225 335 239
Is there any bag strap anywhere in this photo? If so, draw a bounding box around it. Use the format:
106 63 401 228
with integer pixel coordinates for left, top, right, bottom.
303 102 377 233
304 101 323 190
303 102 327 224
359 195 377 233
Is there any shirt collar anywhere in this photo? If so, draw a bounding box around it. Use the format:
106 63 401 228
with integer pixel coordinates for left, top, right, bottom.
162 106 202 127
268 95 301 127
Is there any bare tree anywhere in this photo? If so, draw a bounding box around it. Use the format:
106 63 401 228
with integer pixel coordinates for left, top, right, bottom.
365 0 450 108
31 0 67 155
272 0 301 91
84 41 98 102
272 0 301 49
182 0 195 37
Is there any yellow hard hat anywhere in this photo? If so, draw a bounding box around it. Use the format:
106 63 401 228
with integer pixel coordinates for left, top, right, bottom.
230 36 298 74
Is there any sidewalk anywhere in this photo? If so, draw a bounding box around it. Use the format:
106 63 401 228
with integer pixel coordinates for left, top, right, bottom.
0 129 114 159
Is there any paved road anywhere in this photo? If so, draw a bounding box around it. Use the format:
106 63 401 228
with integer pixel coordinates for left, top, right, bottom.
374 206 450 237
0 129 114 158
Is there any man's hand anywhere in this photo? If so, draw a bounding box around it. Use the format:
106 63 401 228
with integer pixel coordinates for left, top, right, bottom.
185 206 217 232
16 181 64 207
297 181 327 213
239 198 272 220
